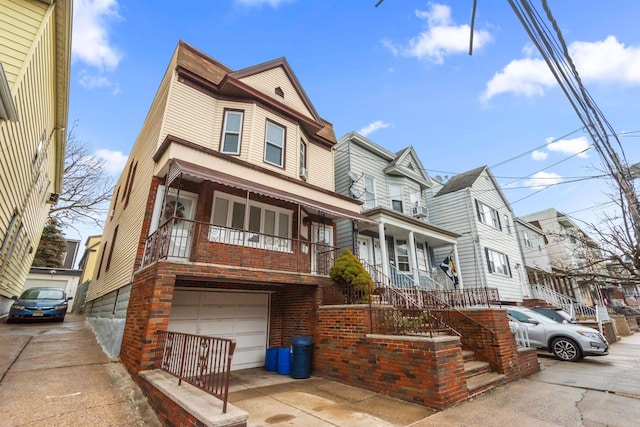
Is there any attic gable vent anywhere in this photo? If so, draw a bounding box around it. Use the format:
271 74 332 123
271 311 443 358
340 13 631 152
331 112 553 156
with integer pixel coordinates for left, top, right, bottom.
275 86 284 98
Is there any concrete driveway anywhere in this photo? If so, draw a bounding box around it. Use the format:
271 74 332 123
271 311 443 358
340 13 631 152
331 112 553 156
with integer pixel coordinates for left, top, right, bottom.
411 332 640 427
0 314 160 427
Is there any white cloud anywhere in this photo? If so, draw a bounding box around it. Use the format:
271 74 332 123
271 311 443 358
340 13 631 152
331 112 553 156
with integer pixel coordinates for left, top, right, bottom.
531 150 548 161
95 148 128 175
72 0 122 71
546 136 591 159
359 121 391 137
384 3 492 64
524 171 563 190
235 0 295 7
483 36 640 100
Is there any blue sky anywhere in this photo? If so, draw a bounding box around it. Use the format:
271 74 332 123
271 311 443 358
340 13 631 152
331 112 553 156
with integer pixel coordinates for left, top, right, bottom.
66 0 640 252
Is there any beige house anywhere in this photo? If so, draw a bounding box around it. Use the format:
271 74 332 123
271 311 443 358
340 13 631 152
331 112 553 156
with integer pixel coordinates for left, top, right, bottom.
0 0 72 315
85 41 371 364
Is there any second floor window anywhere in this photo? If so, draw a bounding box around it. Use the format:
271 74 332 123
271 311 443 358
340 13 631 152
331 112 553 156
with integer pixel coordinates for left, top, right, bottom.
299 139 307 177
221 110 243 154
363 176 376 208
389 184 403 213
476 200 501 230
523 231 534 249
265 121 285 167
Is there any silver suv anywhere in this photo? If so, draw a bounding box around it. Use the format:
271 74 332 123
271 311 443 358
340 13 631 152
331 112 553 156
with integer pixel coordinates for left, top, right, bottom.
506 306 608 361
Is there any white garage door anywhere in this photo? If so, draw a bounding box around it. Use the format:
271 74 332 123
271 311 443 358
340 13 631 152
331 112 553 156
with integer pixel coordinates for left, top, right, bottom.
168 289 270 371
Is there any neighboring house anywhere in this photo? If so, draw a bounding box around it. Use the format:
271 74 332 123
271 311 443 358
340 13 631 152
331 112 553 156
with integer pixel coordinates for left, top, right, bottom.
84 41 371 371
519 208 601 306
77 235 102 285
514 218 553 292
333 132 461 290
24 238 82 310
0 0 72 315
426 166 528 303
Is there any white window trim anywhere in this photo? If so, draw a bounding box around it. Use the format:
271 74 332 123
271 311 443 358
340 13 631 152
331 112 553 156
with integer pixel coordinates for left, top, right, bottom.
389 184 403 213
486 248 511 277
209 192 293 251
221 110 243 155
476 200 501 230
264 121 285 167
363 176 376 209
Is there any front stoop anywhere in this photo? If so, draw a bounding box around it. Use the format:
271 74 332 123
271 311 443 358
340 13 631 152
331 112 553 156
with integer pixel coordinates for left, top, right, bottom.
462 350 506 398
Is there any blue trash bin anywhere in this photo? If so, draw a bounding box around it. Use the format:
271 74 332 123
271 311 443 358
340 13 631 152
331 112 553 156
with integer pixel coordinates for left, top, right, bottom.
291 336 313 379
265 347 278 372
277 347 291 375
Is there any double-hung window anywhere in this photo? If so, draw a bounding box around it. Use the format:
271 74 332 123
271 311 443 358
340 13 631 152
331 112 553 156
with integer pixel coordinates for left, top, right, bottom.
221 110 243 154
395 239 410 272
389 184 403 213
265 121 285 167
485 248 511 277
476 200 501 230
523 231 534 249
363 176 376 209
299 139 307 178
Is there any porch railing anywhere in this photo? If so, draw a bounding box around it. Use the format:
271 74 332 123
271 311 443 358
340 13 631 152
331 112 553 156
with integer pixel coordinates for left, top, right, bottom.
141 218 337 275
154 330 236 413
529 283 596 319
510 320 531 348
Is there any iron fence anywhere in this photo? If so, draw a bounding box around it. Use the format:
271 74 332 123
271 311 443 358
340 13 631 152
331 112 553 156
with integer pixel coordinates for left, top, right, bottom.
154 330 236 413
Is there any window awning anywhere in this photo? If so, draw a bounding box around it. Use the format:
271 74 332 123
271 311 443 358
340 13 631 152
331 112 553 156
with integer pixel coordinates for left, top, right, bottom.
169 159 375 224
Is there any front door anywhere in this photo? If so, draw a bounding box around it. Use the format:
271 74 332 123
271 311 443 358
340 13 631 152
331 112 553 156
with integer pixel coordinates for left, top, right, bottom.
312 224 334 274
161 191 197 259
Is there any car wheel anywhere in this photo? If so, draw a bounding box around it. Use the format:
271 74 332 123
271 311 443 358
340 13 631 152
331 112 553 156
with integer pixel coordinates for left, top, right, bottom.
551 337 582 361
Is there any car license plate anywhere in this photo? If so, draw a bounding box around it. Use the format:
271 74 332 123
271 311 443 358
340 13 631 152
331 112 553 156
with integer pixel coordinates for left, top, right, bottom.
32 312 44 317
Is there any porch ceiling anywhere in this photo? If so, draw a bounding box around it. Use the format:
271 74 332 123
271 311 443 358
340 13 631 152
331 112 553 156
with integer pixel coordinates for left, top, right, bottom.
170 159 375 224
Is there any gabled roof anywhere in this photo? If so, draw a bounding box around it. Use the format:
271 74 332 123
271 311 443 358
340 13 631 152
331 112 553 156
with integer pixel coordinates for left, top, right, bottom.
336 132 432 187
173 41 336 147
435 165 513 211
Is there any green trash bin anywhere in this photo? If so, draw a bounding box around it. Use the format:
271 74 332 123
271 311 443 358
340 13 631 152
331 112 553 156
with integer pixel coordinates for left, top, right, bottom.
291 336 313 379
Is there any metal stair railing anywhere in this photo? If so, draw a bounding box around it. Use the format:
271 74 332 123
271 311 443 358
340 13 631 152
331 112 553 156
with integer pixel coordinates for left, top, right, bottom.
529 283 596 319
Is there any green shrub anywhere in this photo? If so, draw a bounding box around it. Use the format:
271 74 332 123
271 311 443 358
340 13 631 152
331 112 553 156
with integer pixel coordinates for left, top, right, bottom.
329 249 374 303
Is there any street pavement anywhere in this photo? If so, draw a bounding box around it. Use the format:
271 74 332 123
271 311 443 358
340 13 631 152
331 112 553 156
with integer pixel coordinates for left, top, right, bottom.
0 314 160 427
2 313 640 426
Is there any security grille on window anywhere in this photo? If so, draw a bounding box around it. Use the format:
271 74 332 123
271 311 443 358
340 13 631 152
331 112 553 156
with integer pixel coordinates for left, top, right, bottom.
221 110 243 154
363 176 376 208
485 248 511 276
265 121 285 167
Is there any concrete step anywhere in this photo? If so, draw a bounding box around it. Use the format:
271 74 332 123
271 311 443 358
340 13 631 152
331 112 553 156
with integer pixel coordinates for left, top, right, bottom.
463 360 490 379
466 372 506 397
461 350 475 362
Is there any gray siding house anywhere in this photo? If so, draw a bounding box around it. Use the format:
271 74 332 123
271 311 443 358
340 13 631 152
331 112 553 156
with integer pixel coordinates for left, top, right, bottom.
334 132 461 291
426 166 528 303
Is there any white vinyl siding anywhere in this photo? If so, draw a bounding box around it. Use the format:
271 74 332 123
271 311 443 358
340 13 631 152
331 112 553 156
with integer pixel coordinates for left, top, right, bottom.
239 67 314 120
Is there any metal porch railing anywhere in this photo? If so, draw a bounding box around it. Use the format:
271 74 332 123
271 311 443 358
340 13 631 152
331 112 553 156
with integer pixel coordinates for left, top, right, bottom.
154 331 236 413
529 283 596 319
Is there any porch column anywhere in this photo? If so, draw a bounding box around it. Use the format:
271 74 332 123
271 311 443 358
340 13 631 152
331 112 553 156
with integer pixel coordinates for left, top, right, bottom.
453 244 463 289
408 231 419 285
378 221 389 278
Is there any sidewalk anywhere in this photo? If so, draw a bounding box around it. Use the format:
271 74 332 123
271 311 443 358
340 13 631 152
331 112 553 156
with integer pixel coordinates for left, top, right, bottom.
0 314 160 427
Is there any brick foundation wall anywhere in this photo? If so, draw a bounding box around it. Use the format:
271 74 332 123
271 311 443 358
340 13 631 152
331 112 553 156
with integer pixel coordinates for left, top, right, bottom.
315 305 468 410
447 309 520 382
517 348 540 377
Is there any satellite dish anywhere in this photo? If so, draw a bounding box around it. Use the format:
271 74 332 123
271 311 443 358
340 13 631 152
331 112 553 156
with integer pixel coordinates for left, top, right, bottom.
349 187 363 198
348 171 361 182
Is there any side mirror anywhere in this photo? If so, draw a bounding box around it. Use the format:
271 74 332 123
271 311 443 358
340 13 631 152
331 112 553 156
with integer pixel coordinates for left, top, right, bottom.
11 295 18 300
527 318 539 325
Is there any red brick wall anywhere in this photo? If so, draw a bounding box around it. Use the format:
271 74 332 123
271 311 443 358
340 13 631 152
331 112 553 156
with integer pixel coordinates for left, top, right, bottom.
315 305 468 410
517 348 540 377
140 378 246 427
447 309 520 382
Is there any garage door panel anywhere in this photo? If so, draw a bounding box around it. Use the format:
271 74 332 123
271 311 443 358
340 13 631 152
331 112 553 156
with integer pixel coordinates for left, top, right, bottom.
169 290 270 371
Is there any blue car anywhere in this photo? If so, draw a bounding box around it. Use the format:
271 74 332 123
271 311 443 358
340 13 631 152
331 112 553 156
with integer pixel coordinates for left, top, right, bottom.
7 287 72 323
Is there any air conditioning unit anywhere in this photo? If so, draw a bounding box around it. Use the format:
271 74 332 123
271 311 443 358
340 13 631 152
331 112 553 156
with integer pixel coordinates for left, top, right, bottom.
412 205 428 219
300 167 308 180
